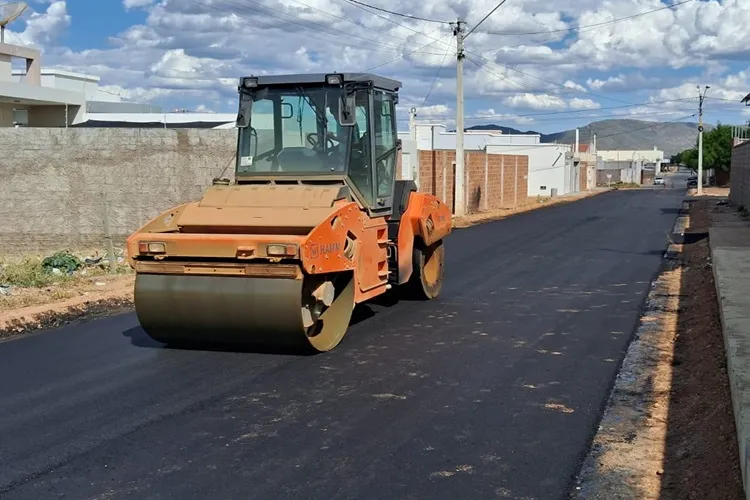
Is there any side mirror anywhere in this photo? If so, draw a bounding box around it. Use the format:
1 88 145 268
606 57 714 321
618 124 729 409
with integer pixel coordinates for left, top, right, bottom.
338 95 356 126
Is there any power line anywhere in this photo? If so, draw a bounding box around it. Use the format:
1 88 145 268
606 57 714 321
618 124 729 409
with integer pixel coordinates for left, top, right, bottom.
187 0 446 55
281 0 419 45
465 0 510 38
484 0 695 36
417 42 453 113
363 33 452 71
593 113 697 140
341 0 448 24
506 98 697 118
464 50 633 105
463 109 699 124
224 0 442 52
464 55 570 113
341 0 455 47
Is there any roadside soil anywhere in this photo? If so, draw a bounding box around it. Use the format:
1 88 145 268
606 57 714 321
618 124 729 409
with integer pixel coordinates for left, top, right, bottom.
453 188 611 228
573 194 743 499
0 275 134 340
659 196 743 499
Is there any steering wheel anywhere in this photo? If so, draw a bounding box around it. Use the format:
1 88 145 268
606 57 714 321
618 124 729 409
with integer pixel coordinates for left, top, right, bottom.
306 132 336 150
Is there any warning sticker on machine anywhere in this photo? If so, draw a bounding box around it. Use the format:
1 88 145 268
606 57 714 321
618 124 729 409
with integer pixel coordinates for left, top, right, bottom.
240 155 253 167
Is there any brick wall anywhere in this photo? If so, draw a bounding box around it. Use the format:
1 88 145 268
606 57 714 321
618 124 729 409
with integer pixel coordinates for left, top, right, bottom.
731 141 750 208
0 128 237 253
417 149 528 214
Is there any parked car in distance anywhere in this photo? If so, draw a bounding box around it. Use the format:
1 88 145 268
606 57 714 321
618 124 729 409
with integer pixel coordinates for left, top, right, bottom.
654 176 665 185
687 177 698 188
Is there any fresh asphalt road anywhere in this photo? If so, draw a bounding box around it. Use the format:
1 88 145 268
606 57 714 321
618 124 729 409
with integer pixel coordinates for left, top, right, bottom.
0 188 686 500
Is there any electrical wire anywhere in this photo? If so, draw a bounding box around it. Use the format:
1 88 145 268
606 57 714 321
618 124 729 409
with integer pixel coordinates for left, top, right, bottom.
464 55 578 113
502 98 698 118
187 0 446 55
363 33 453 72
221 0 443 52
593 113 697 140
464 52 633 105
465 109 704 123
341 0 448 24
340 0 454 46
281 0 420 44
483 0 695 37
416 42 453 113
465 0 509 38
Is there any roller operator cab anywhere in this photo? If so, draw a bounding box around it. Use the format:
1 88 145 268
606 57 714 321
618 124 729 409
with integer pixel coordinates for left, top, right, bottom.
126 72 453 353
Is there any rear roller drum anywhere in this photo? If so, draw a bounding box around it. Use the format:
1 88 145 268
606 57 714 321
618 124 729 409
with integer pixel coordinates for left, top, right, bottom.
405 239 445 299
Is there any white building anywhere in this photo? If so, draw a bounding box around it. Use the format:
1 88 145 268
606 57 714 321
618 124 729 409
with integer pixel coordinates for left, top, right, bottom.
597 147 665 173
0 41 235 128
398 123 579 196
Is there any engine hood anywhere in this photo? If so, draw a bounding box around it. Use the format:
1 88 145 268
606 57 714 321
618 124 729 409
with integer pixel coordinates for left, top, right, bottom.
176 183 351 234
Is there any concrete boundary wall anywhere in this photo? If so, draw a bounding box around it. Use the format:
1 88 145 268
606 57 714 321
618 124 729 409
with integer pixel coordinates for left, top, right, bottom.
731 141 750 208
709 225 750 499
1 128 529 253
0 128 237 253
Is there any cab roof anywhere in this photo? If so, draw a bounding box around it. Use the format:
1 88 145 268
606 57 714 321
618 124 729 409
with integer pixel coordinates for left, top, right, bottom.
240 73 401 92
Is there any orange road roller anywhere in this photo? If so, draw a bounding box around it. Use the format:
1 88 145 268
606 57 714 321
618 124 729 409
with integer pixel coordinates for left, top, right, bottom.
126 72 452 352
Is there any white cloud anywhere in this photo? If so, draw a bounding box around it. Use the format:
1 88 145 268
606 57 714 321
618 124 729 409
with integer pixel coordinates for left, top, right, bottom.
469 108 535 125
3 1 70 48
123 0 154 9
569 98 601 110
6 0 750 131
503 93 567 111
564 80 587 93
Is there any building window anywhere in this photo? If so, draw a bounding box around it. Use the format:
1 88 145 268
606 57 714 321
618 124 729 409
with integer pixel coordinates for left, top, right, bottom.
12 108 28 126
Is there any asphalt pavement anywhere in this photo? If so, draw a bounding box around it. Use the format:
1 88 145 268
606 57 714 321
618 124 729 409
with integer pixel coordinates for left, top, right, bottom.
0 187 686 500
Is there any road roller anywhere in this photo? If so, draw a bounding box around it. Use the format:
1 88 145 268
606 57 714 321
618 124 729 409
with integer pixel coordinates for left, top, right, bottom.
126 72 452 352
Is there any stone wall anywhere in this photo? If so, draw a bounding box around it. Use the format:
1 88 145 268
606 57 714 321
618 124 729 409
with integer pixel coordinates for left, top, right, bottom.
0 128 237 253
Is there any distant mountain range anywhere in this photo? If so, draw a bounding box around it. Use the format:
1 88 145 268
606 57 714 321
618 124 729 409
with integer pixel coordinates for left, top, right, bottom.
466 119 708 157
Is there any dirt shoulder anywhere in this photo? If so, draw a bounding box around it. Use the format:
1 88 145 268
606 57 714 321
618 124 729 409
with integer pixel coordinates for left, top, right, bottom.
0 252 135 340
572 194 743 499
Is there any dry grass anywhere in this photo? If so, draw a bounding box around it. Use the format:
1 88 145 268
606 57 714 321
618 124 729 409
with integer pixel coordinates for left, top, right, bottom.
0 251 133 311
687 186 730 197
610 182 642 189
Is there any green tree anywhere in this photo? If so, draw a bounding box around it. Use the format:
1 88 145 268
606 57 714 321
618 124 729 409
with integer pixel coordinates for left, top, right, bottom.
673 123 732 172
702 124 732 172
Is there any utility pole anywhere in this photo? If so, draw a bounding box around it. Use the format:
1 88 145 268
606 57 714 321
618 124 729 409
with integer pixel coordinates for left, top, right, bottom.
697 85 710 195
453 18 466 216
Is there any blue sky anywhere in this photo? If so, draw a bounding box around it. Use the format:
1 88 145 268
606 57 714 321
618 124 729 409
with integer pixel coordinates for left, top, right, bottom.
7 0 750 133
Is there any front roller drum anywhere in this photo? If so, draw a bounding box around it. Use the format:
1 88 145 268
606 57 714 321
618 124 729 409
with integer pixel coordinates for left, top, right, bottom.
134 271 356 352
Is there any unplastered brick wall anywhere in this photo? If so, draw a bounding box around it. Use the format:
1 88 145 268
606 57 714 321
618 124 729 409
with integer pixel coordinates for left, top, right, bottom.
731 141 750 208
417 149 528 214
0 128 237 253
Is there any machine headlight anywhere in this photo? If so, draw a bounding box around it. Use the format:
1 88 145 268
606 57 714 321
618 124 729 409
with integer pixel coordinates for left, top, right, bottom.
242 77 258 88
266 244 298 257
325 73 343 85
138 241 166 254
